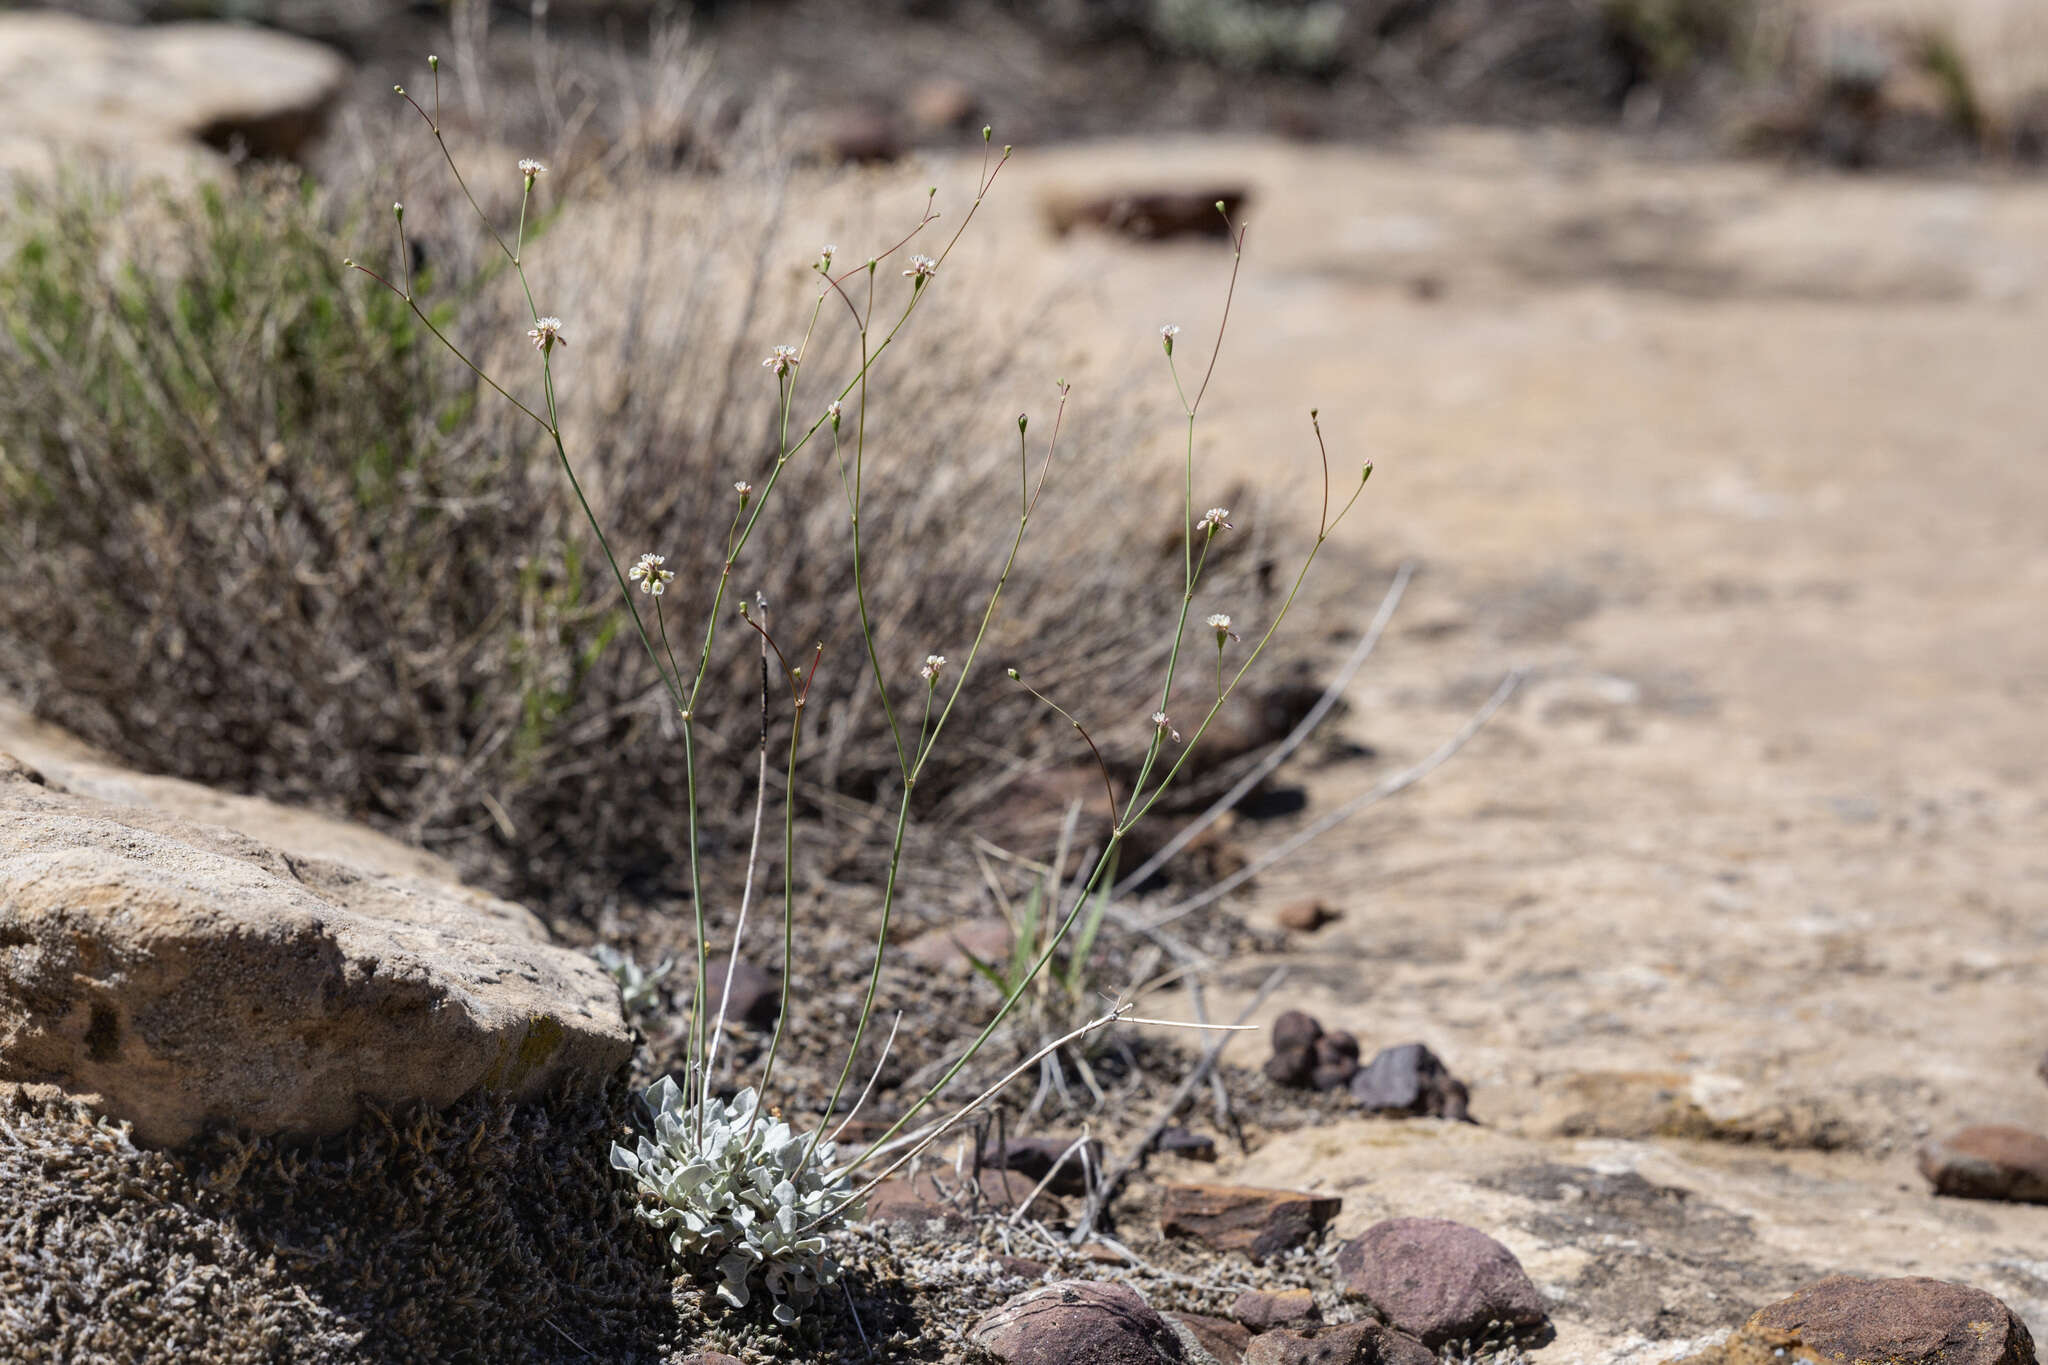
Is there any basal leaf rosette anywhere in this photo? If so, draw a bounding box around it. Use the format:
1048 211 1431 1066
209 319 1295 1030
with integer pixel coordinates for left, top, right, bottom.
610 1075 862 1324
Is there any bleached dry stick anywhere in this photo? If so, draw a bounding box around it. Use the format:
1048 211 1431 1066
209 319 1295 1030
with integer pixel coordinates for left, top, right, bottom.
1069 966 1289 1245
1113 562 1414 898
808 1007 1250 1234
1140 669 1524 930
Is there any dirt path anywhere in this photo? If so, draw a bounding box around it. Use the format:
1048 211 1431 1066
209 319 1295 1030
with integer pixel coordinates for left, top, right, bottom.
909 129 2048 1357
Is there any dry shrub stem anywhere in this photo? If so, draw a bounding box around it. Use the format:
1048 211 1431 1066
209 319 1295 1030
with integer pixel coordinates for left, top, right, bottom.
0 122 1266 917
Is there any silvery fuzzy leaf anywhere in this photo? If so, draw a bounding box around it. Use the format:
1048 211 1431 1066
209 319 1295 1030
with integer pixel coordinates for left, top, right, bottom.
773 1179 797 1208
609 1143 639 1173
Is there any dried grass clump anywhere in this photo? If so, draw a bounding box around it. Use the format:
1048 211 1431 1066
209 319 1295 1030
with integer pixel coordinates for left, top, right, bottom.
0 151 1270 916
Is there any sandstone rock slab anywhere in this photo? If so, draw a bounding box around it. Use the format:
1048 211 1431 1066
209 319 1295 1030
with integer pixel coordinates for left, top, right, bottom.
0 13 346 180
0 756 629 1145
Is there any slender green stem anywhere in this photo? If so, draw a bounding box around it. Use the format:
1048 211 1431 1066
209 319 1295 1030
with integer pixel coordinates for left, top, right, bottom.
807 382 1073 1162
755 643 818 1098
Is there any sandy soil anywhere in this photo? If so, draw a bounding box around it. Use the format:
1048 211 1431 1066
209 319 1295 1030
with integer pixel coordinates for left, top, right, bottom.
881 128 2048 1358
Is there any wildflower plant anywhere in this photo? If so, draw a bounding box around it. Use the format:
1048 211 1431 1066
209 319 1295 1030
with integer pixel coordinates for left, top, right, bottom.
349 68 1370 1325
608 1077 852 1324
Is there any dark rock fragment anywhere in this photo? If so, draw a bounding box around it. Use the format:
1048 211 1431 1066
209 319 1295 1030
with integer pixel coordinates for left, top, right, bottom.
1169 1311 1252 1365
1231 1286 1320 1331
1156 1126 1219 1161
1160 1182 1342 1261
1277 899 1339 932
1243 1321 1436 1365
1313 1031 1361 1091
1920 1125 2048 1203
1690 1275 2039 1365
1334 1217 1548 1348
702 956 781 1029
1350 1042 1468 1119
1044 187 1249 241
971 1280 1188 1365
1271 1011 1323 1051
979 1134 1105 1197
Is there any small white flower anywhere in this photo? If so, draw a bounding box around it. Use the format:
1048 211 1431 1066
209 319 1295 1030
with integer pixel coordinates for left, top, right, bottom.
1206 613 1237 643
629 552 675 596
1151 710 1182 744
763 345 799 376
528 316 566 354
819 243 837 267
1160 323 1180 355
902 254 937 282
519 158 547 182
919 654 947 683
1197 507 1233 533
734 481 754 499
827 400 843 427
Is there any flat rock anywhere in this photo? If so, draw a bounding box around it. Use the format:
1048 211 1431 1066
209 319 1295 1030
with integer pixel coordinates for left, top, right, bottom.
862 1173 973 1238
1160 1182 1342 1260
0 13 346 179
863 1167 1063 1235
1526 1068 1851 1150
971 1280 1187 1365
1231 1287 1320 1331
1276 899 1340 932
1918 1125 2048 1203
1243 1322 1436 1365
901 917 1013 975
701 955 781 1030
0 757 629 1146
1156 1126 1219 1161
1334 1217 1549 1348
980 1134 1105 1196
1043 185 1249 241
1350 1042 1469 1120
1170 1312 1252 1365
1720 1275 2039 1365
